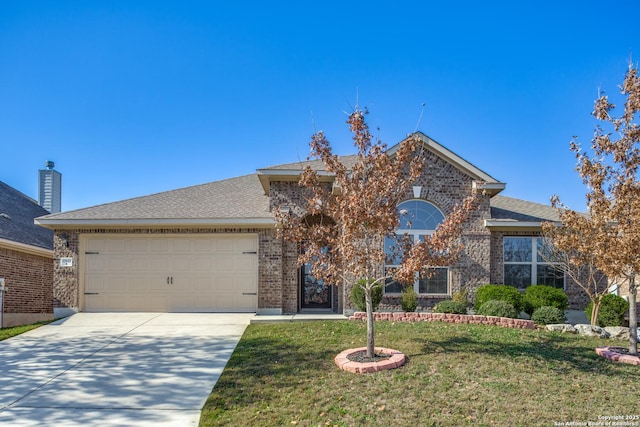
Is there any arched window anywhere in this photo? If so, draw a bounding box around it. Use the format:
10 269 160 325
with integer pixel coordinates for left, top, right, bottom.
385 200 449 295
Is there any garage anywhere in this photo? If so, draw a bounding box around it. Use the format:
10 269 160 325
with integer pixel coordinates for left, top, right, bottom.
81 235 258 312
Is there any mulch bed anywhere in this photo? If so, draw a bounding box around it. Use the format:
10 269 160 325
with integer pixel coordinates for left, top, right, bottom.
347 350 392 363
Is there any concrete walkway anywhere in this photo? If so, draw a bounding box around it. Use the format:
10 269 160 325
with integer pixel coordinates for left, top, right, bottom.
0 313 252 426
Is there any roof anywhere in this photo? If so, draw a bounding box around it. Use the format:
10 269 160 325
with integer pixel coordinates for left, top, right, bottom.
36 174 273 228
260 155 360 172
35 137 556 232
257 133 506 195
0 181 53 250
487 195 561 229
256 155 359 195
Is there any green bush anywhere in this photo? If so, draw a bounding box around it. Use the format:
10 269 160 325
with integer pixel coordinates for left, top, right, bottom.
350 279 383 312
585 294 629 327
476 299 518 318
474 284 523 313
531 306 566 325
523 285 569 317
401 287 418 312
452 287 469 306
433 300 468 314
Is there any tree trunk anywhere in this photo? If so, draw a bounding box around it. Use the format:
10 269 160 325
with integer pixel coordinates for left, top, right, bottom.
365 284 375 359
591 299 602 327
629 276 638 356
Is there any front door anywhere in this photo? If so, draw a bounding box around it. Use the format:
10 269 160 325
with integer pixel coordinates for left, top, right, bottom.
300 262 332 309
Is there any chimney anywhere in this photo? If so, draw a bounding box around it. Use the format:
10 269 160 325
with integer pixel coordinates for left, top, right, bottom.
38 161 62 213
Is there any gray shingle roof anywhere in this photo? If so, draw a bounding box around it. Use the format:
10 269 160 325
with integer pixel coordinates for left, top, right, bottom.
36 154 559 229
489 195 560 222
37 174 271 224
261 155 360 171
0 181 53 249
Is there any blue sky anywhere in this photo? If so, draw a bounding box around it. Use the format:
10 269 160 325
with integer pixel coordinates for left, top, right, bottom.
1 1 639 212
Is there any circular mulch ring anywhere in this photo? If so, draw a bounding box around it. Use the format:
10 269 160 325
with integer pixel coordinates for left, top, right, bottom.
334 347 406 373
595 346 640 365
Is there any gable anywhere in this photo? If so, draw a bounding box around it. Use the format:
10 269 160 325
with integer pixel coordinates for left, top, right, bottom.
258 133 505 196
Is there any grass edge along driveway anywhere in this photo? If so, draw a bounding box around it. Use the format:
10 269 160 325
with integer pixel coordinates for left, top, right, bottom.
201 320 637 427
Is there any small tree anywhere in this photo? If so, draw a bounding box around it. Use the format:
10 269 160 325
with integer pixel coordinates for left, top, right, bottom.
539 225 609 326
551 62 640 354
276 108 479 358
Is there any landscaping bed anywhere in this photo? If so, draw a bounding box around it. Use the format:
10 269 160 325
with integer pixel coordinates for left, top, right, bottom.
349 311 535 329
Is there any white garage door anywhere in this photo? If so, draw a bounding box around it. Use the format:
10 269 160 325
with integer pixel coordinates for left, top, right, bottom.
83 235 258 312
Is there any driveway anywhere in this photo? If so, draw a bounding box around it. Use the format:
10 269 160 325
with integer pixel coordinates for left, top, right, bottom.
0 313 252 426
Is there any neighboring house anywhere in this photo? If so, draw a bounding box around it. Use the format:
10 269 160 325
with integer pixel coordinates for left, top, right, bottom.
0 181 54 327
35 134 589 317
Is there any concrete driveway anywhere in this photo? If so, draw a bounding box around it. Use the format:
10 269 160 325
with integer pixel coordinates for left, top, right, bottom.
0 313 252 426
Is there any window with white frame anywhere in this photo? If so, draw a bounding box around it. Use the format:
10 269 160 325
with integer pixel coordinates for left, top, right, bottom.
503 236 564 289
384 200 449 295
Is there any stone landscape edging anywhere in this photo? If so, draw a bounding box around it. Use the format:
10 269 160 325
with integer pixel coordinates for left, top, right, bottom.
595 347 640 365
349 311 535 329
334 347 406 373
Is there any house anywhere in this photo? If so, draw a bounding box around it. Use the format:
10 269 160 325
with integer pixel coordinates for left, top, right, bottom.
35 133 589 317
0 181 54 327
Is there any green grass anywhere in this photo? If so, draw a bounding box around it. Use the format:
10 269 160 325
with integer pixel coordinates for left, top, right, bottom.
0 320 52 341
200 321 637 427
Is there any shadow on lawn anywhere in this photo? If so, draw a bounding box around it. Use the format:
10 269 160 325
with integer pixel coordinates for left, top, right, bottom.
204 335 337 412
419 330 618 374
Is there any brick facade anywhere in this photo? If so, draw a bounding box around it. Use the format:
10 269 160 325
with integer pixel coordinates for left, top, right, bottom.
0 246 53 327
47 141 591 315
268 149 494 313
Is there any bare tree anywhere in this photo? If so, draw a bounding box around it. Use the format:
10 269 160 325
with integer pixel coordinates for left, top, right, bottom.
276 108 479 358
540 223 609 326
551 62 640 354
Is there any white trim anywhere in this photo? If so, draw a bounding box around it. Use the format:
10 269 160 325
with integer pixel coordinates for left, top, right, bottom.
503 236 565 289
0 238 53 258
484 220 545 230
35 217 276 229
473 181 506 196
256 169 336 195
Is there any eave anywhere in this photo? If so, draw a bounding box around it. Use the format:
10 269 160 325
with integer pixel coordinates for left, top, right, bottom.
0 237 53 258
483 220 545 232
256 169 336 195
35 217 276 230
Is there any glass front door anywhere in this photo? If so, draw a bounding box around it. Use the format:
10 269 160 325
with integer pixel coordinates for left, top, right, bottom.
300 262 332 309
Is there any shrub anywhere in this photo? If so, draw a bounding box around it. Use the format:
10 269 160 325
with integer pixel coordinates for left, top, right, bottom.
452 287 469 306
350 279 383 312
523 285 569 317
475 299 518 318
401 287 418 312
531 306 566 325
474 284 523 313
433 300 467 314
585 294 629 327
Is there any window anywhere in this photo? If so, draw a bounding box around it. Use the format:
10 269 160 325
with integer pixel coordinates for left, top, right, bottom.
503 236 564 289
384 200 449 295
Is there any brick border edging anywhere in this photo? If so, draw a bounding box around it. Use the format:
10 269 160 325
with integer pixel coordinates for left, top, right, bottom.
348 311 535 330
595 347 640 366
334 347 406 373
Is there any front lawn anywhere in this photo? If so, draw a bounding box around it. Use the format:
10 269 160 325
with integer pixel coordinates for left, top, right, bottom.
0 320 51 341
201 320 637 426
